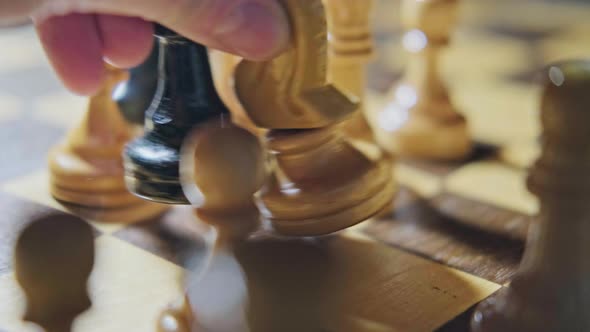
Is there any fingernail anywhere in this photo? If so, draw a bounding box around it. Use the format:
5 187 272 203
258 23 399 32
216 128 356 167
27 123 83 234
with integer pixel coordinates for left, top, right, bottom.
213 2 290 60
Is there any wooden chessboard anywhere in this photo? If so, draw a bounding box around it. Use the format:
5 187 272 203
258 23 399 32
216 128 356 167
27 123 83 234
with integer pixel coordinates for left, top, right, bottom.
1 0 590 331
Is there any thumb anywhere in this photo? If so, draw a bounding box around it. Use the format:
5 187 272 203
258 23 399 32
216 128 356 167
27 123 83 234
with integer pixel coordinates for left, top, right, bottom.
69 0 291 61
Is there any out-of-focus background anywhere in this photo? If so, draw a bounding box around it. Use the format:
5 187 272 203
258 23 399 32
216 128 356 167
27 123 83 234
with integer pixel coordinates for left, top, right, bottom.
370 0 590 149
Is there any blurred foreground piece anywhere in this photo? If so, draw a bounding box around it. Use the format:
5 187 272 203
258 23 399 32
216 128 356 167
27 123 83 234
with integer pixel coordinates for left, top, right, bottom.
124 25 229 204
157 118 266 332
183 121 264 332
180 119 265 242
15 214 94 332
158 298 193 332
376 0 471 160
471 60 590 331
48 65 167 223
235 0 395 236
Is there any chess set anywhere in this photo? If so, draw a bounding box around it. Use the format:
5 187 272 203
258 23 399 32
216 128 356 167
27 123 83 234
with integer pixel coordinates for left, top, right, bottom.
0 0 590 331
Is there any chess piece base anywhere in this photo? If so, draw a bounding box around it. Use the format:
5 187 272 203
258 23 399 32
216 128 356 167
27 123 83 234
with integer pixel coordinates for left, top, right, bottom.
57 199 168 223
268 174 395 236
341 111 375 143
378 112 471 160
49 147 127 192
261 154 395 237
50 185 141 208
49 145 169 222
124 133 188 205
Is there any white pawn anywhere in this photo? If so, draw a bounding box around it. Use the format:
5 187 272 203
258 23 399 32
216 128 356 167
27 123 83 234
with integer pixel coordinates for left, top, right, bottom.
376 0 471 160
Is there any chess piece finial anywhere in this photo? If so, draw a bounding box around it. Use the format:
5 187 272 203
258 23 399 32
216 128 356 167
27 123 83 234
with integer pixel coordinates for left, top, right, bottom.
113 41 159 126
324 0 376 142
234 0 395 236
471 60 590 332
124 25 230 204
375 0 471 160
48 64 168 222
15 214 94 332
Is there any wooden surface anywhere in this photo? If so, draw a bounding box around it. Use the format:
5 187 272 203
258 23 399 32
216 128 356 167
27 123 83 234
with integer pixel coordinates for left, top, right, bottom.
0 0 589 331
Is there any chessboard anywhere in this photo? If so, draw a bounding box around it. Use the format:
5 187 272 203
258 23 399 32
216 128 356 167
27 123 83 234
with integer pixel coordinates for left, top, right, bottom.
1 0 590 331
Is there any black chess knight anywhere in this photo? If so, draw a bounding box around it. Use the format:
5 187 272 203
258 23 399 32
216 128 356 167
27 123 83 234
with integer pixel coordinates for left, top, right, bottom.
124 25 230 204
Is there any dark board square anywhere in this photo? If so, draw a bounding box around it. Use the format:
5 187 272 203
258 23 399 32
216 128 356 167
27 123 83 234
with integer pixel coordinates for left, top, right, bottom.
432 193 532 241
365 193 524 284
0 191 99 275
480 24 562 42
113 206 207 269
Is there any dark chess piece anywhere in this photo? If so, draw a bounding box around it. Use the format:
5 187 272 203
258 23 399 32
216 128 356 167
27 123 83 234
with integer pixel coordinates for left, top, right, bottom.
124 25 230 204
113 40 159 125
14 213 95 332
471 60 590 331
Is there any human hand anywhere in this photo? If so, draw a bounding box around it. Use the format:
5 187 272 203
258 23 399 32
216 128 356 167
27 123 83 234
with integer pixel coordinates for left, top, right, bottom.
0 0 290 95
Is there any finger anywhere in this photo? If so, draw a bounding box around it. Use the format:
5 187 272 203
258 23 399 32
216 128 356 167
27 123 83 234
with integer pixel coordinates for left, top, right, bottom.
45 0 291 60
97 15 154 68
36 13 105 95
203 1 290 60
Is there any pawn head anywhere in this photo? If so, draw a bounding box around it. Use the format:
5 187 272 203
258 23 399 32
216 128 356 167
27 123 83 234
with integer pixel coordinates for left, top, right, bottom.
180 119 267 212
